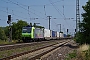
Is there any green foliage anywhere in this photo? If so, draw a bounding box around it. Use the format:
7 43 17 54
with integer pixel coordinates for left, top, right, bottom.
12 20 28 40
65 50 77 60
67 34 71 37
75 32 86 44
76 0 90 44
0 27 7 40
84 49 90 60
65 46 90 60
4 26 9 36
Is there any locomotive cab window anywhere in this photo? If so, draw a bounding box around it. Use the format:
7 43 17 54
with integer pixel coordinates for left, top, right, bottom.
22 27 32 33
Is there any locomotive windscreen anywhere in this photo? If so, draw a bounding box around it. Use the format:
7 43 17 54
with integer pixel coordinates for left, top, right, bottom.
22 27 32 33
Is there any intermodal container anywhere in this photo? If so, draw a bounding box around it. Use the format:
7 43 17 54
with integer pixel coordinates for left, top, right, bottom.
52 31 55 37
60 33 64 38
57 32 59 37
44 29 51 37
64 34 67 37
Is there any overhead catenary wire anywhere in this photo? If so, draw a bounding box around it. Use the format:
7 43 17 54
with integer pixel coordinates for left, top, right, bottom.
48 0 67 30
4 0 51 27
0 0 29 20
11 0 49 19
0 0 49 21
5 0 45 19
0 0 75 31
28 6 31 21
48 0 66 20
62 0 73 29
8 0 49 20
6 7 8 15
45 0 63 6
0 0 75 21
8 0 47 18
48 0 64 18
63 5 64 16
0 9 29 20
44 5 47 17
48 0 72 31
10 0 68 20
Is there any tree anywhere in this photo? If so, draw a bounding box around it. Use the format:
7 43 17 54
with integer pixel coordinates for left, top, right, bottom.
12 20 28 40
4 26 9 37
0 27 7 40
76 0 90 44
67 34 71 37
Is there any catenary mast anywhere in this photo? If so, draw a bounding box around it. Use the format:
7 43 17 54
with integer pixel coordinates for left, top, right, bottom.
76 0 80 33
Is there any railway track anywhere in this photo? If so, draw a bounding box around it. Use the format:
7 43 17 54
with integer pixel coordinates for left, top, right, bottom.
0 40 56 51
0 38 72 51
0 39 71 60
0 38 71 51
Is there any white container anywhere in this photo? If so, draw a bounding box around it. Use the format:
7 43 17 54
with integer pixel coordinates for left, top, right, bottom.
57 32 59 37
44 29 51 37
60 33 64 38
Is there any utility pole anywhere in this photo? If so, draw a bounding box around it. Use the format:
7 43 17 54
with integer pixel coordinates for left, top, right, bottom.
57 24 61 38
47 16 52 30
67 29 68 35
57 24 61 32
76 0 80 33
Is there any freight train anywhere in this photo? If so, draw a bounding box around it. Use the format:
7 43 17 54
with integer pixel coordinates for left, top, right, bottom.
22 25 66 42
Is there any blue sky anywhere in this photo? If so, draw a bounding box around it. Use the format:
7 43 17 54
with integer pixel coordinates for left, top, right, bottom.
0 0 88 35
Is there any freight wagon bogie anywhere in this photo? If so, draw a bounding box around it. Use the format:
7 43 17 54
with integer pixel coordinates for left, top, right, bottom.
22 37 33 42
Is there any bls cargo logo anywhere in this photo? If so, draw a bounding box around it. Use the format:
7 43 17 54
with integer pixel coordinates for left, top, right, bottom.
35 33 43 38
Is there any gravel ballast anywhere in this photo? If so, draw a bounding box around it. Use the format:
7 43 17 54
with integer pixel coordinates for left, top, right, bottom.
40 40 78 60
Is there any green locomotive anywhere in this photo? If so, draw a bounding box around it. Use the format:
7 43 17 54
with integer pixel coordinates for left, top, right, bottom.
22 26 44 42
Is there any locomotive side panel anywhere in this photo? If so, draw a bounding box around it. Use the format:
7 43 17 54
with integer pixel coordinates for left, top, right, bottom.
34 28 44 39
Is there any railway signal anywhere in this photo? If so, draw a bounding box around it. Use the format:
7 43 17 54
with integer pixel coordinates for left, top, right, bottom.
7 15 11 24
8 15 11 21
75 29 76 32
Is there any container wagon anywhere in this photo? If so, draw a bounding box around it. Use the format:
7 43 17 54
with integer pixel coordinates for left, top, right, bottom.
51 31 57 39
44 29 51 40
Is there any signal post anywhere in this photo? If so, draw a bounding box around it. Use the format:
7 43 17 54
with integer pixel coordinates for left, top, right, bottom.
7 15 12 42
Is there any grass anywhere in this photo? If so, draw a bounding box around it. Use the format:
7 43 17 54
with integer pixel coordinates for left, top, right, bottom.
0 45 39 58
65 50 77 60
0 40 20 44
77 44 90 60
65 44 90 60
